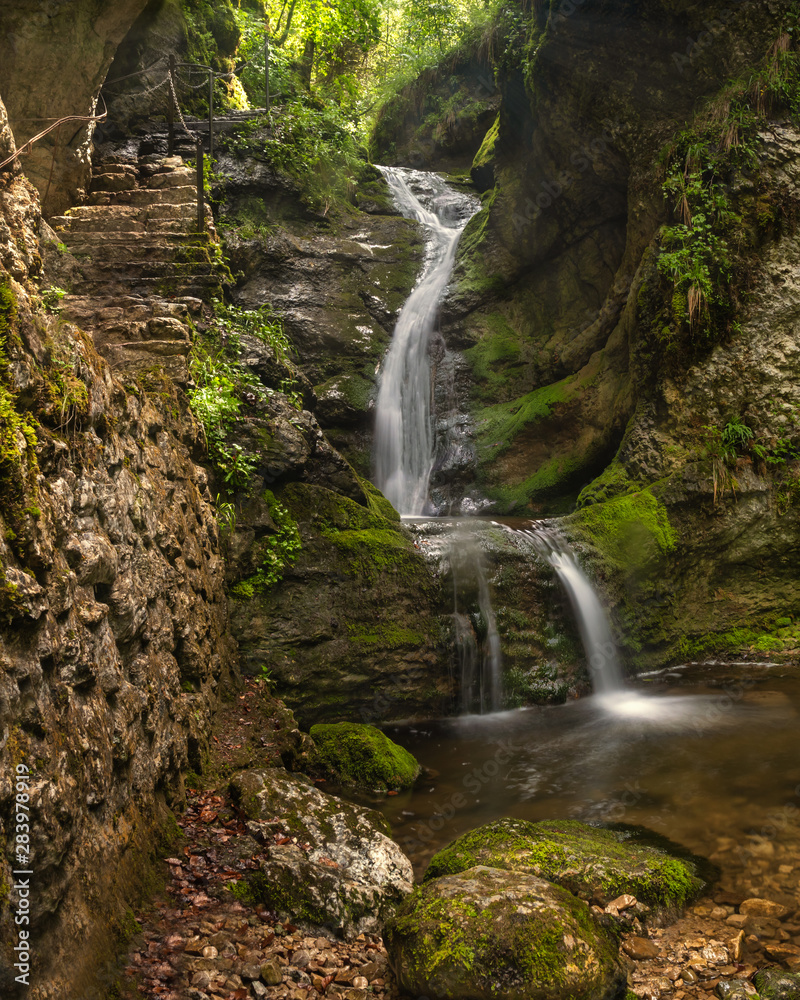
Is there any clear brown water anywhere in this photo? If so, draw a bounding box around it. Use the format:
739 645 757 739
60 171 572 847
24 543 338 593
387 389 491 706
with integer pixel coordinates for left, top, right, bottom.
357 662 800 880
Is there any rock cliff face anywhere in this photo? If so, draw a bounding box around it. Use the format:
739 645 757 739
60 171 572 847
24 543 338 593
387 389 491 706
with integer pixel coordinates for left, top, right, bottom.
374 0 800 668
0 0 151 214
0 104 235 999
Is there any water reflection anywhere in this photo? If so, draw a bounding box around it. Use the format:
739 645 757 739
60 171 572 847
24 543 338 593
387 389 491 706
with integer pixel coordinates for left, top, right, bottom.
367 663 800 876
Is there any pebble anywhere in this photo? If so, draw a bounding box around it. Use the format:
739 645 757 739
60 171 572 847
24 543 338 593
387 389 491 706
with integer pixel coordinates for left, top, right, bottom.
623 936 660 960
261 958 283 986
702 942 730 964
740 897 789 919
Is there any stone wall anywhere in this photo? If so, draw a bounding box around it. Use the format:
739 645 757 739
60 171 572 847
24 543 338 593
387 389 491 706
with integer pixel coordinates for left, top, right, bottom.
0 97 235 998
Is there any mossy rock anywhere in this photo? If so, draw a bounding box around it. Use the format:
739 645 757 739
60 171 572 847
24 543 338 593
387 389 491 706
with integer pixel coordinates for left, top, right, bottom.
423 818 707 912
310 722 420 791
386 865 626 1000
753 968 800 999
567 489 676 573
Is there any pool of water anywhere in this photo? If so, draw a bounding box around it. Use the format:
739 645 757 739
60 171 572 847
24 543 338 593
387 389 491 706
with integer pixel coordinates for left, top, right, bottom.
356 662 800 884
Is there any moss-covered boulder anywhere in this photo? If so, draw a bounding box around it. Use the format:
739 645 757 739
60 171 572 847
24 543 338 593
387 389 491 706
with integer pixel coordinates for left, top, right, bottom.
386 865 627 1000
424 818 706 912
229 768 413 937
310 722 420 791
753 968 800 999
228 481 451 726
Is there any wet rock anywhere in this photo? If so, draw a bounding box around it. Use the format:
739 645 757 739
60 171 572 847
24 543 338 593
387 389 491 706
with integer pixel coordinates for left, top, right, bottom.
229 768 413 937
261 958 283 986
386 865 626 1000
623 936 660 960
423 817 707 911
740 899 790 920
753 966 800 999
228 481 450 726
309 722 420 791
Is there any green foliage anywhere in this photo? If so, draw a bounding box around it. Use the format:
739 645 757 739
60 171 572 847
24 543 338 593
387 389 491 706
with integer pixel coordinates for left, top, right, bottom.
700 409 800 505
230 490 301 595
657 26 800 345
41 286 67 314
309 721 420 790
214 493 237 535
189 302 296 490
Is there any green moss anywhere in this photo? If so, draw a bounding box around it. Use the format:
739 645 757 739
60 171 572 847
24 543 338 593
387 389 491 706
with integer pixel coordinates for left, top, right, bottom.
118 908 142 945
577 461 642 508
472 114 500 173
347 623 425 648
452 189 505 298
359 477 401 522
389 869 621 998
309 722 420 790
463 311 525 404
569 490 676 571
475 378 570 461
424 817 706 910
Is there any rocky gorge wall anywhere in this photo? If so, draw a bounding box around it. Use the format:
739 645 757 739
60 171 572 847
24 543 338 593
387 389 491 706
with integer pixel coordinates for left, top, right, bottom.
375 0 800 671
0 100 235 998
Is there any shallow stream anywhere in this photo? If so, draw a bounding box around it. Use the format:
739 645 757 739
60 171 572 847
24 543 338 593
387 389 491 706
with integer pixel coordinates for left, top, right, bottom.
359 663 800 896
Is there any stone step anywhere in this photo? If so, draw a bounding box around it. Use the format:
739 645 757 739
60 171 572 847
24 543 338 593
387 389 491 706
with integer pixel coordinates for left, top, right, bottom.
147 169 195 190
84 260 215 280
74 274 222 298
62 294 201 320
101 185 198 207
90 172 138 194
64 240 212 265
52 205 199 234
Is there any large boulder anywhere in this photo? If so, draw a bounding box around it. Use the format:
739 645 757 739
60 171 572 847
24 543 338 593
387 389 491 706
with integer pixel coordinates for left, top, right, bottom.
424 817 707 912
753 968 800 999
229 768 413 938
309 722 421 791
386 865 627 1000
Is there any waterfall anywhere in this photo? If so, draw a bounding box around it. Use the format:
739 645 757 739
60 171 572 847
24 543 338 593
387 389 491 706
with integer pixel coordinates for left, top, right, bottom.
449 524 503 713
373 168 479 515
411 519 503 714
518 522 625 697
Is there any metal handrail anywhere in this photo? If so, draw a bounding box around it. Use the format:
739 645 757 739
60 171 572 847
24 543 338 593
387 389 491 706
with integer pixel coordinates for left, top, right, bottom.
0 108 107 172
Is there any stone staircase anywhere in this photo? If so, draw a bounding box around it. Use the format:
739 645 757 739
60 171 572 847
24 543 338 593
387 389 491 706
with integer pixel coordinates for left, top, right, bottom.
51 153 224 380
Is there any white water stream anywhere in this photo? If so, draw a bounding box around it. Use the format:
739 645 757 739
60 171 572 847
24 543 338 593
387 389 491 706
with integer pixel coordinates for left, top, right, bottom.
518 522 625 698
373 168 479 515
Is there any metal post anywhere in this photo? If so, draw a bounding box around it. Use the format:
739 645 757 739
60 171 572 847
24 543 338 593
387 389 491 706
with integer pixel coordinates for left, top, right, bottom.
196 140 204 232
168 54 176 155
208 69 214 159
265 17 270 114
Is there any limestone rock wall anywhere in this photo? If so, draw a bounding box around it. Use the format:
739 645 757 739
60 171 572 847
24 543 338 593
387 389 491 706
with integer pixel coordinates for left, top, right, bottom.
0 102 235 998
0 0 151 215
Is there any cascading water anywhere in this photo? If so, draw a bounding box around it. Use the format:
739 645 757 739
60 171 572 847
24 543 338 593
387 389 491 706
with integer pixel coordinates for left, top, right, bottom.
448 523 503 713
409 519 503 714
516 521 625 698
373 168 479 515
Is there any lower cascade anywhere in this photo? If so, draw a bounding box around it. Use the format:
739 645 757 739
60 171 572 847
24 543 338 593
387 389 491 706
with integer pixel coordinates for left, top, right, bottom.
373 168 479 515
446 521 503 713
517 521 625 697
